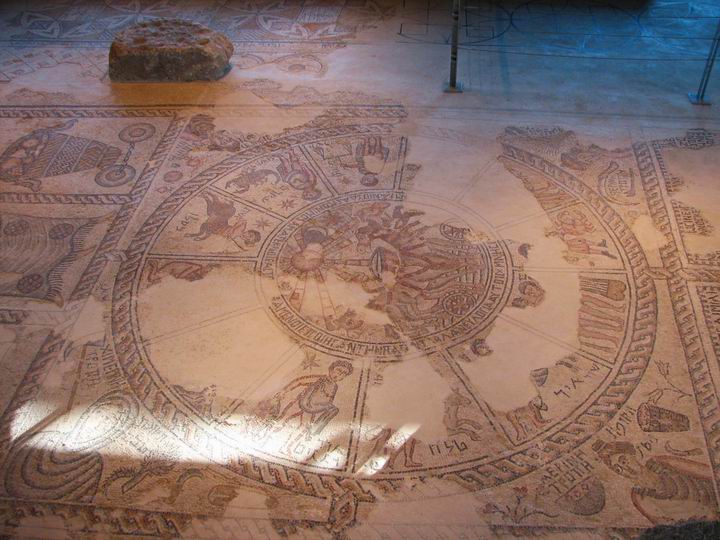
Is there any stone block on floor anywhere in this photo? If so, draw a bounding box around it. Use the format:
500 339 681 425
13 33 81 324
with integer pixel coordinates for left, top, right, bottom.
109 19 233 82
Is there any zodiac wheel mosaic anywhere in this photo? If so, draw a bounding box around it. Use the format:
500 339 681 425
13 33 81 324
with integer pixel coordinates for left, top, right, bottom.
110 126 657 499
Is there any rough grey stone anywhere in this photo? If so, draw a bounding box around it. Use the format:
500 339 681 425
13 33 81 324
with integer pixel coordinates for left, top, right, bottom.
109 19 233 82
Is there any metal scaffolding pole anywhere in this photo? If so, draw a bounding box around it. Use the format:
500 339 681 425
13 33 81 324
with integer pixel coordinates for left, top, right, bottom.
445 0 462 92
689 17 720 105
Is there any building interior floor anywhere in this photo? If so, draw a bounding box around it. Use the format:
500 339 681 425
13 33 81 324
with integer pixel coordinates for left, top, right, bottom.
1 0 720 538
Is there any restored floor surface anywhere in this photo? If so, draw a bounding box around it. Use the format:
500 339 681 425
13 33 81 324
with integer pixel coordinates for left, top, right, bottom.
1 1 720 538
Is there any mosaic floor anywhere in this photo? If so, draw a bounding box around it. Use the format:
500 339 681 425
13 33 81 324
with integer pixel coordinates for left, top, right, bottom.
1 1 720 538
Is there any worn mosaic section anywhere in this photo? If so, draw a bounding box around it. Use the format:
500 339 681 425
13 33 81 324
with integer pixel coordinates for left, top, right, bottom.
0 0 394 83
1 96 719 537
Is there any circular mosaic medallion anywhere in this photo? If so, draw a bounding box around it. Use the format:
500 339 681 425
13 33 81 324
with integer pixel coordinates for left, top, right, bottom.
95 164 136 187
119 123 156 144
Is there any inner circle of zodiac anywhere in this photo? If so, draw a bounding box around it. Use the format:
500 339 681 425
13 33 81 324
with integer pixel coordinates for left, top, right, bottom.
111 127 656 497
258 196 514 359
